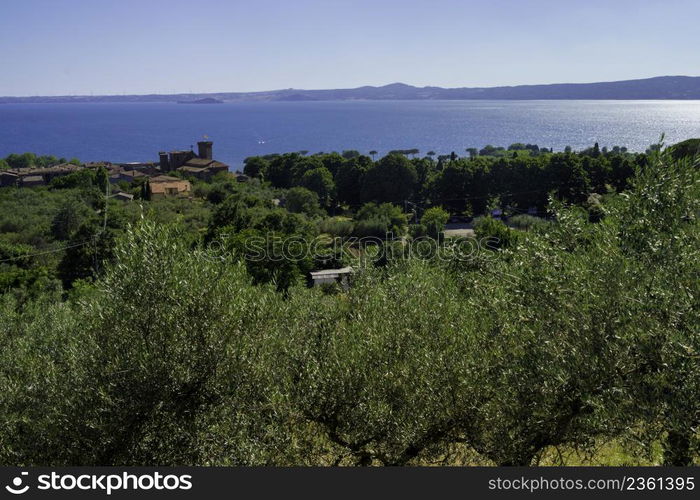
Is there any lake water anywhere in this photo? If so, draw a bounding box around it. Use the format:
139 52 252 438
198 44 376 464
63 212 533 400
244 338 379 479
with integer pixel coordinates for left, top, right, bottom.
1 100 699 169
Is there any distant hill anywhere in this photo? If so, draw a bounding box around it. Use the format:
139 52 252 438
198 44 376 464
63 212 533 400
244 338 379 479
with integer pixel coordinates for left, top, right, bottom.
176 97 223 104
2 76 700 103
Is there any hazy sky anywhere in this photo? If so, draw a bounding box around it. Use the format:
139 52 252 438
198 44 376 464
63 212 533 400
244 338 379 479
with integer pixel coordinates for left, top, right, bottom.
1 0 699 96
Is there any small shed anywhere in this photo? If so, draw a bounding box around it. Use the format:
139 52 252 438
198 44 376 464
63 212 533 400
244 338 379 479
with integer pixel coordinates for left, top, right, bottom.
21 175 46 187
310 267 353 288
112 191 134 202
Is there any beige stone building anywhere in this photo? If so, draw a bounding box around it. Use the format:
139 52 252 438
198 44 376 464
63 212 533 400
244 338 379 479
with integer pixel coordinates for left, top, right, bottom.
148 177 191 199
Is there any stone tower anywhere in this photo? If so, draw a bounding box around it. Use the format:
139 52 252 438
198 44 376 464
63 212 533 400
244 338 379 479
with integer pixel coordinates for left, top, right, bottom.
159 152 169 171
168 150 191 170
197 141 213 160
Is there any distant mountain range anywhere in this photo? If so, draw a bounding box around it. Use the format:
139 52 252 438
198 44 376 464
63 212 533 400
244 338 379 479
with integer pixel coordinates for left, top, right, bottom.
2 76 700 103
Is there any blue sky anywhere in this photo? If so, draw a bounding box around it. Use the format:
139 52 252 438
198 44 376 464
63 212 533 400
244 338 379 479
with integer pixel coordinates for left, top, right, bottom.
1 0 699 96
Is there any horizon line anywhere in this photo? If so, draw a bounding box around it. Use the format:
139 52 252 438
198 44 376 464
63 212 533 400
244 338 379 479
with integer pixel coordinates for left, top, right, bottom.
1 74 699 99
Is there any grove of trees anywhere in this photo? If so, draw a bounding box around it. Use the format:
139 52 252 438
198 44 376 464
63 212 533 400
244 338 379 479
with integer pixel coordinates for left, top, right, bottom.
0 143 698 466
243 144 642 217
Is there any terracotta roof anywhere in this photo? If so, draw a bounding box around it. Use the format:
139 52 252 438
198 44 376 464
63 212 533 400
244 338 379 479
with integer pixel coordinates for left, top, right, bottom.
10 164 80 176
45 163 80 170
149 175 181 182
148 179 191 195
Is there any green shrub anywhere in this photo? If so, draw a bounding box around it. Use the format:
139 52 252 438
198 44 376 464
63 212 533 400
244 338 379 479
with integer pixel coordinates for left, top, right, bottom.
285 187 322 216
408 223 427 239
319 217 354 237
507 214 550 230
474 216 520 249
421 206 449 238
352 218 389 238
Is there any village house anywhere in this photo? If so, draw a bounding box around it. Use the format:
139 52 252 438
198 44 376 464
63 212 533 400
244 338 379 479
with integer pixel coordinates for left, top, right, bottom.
118 169 147 183
0 163 82 187
149 175 182 183
83 161 113 169
1 139 235 191
119 162 160 176
147 177 191 199
29 163 82 182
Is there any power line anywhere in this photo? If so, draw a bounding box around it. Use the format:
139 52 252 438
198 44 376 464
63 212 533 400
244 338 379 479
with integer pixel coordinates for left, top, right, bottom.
0 238 95 264
0 180 112 264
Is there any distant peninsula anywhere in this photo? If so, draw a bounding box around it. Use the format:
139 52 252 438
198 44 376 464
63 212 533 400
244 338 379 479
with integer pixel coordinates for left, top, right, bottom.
177 97 223 104
2 75 700 103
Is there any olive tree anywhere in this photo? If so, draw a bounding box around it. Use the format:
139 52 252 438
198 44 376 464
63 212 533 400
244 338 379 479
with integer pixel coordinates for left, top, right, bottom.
280 263 482 465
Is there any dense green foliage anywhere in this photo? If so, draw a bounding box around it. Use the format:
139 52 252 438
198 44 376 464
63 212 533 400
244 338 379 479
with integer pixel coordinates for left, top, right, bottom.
244 145 642 215
0 152 80 169
0 142 698 466
421 206 449 238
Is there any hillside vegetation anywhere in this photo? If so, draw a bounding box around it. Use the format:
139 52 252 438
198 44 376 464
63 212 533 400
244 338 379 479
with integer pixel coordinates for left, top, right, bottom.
0 143 698 466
